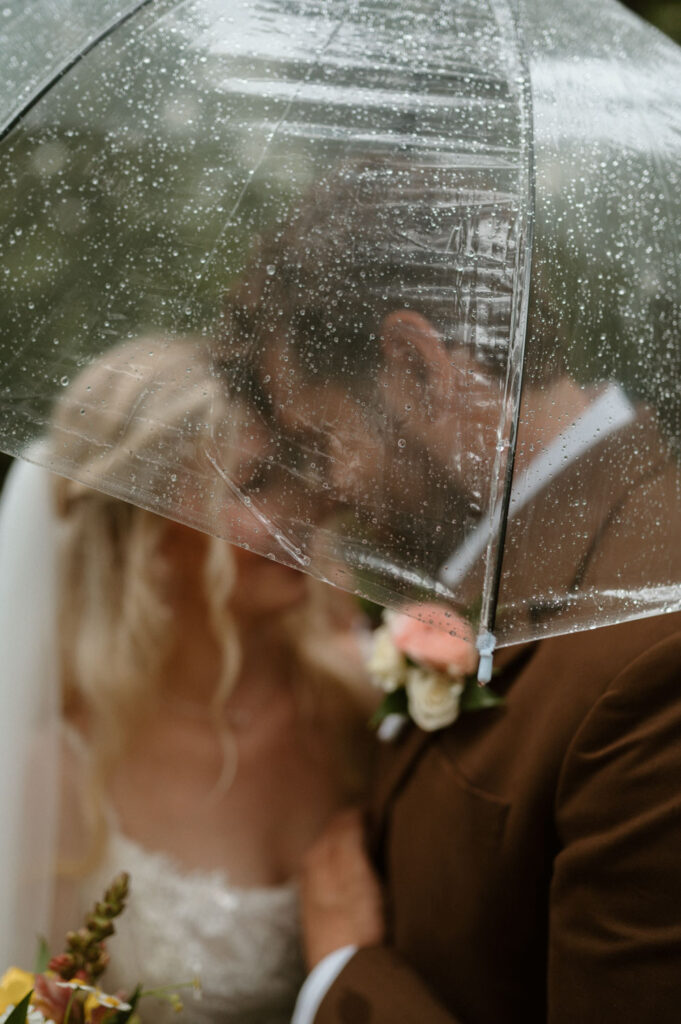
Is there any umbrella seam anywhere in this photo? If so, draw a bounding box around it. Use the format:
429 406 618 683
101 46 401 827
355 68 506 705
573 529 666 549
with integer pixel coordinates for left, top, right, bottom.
478 0 537 650
0 0 156 145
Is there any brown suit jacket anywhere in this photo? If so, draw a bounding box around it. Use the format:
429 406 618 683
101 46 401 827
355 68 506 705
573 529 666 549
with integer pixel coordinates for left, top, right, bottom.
318 419 681 1023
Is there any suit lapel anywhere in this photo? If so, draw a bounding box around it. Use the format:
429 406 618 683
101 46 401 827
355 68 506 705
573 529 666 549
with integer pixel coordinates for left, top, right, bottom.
369 723 429 861
369 640 536 860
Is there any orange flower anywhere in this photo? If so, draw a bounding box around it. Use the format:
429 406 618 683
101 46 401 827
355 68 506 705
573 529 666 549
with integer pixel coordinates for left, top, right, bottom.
32 974 76 1023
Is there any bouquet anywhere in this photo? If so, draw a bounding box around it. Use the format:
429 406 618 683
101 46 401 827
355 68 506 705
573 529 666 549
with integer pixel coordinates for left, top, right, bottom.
0 874 190 1024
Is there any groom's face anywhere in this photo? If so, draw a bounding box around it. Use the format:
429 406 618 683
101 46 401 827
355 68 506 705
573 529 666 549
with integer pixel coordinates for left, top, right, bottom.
253 310 501 517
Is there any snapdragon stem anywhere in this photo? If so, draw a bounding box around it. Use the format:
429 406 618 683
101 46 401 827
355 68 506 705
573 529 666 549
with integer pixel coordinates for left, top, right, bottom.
63 990 77 1024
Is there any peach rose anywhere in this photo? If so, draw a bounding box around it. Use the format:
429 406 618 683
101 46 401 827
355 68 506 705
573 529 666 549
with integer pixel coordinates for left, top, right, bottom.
387 603 477 676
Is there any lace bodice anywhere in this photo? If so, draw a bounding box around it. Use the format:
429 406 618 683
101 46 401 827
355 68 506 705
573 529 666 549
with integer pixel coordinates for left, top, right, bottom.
78 831 305 1024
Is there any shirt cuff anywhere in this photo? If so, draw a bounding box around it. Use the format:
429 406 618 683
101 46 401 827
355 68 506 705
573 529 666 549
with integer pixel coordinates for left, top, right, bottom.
291 946 358 1024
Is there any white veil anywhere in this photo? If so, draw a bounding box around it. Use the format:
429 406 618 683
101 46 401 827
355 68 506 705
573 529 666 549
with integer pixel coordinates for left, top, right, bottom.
0 456 61 965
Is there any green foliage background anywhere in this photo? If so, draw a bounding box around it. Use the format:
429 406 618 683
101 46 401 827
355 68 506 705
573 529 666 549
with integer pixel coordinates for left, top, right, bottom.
625 1 681 43
0 0 679 485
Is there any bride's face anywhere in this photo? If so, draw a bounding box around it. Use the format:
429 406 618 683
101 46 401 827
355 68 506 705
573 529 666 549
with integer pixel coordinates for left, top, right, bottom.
163 517 308 620
230 543 308 617
213 419 334 617
165 424 312 619
223 466 311 619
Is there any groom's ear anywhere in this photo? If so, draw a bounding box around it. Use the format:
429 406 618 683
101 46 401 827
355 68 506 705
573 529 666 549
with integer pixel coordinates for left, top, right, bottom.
379 310 448 384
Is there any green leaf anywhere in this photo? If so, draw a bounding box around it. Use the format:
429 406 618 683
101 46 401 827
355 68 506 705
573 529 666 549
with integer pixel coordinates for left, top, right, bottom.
460 679 505 712
34 935 50 974
4 991 33 1024
355 596 384 628
370 687 409 727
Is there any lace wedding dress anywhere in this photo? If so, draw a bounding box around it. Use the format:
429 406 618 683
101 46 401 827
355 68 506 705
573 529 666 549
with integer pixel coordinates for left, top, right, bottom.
79 829 305 1024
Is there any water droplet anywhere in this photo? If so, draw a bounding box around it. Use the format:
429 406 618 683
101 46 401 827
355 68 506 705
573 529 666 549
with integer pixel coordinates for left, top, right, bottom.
60 376 69 387
397 438 407 449
266 265 276 276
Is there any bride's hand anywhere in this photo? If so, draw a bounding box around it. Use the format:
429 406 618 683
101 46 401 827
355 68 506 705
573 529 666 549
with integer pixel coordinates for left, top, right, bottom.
300 808 385 970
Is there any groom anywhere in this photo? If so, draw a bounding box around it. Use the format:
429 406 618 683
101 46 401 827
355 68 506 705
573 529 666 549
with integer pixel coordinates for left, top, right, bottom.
218 161 681 1022
286 310 681 1023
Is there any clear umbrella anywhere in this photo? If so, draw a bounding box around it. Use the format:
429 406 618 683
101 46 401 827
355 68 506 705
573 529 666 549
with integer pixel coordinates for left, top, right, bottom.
1 0 680 670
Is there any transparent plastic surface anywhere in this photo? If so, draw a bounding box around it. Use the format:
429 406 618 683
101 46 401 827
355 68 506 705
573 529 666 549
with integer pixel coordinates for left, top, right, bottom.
0 0 530 632
0 0 148 135
490 0 681 643
2 0 681 650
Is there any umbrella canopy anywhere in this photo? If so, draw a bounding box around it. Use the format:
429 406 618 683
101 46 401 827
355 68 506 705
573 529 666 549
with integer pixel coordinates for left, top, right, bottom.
1 0 680 657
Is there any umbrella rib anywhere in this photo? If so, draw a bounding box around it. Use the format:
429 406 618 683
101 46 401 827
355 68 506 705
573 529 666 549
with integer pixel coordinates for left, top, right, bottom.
204 450 309 569
0 0 156 144
477 0 537 654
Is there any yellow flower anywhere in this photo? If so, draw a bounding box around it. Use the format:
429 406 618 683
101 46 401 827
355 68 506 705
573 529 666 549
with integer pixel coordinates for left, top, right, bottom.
0 967 35 1013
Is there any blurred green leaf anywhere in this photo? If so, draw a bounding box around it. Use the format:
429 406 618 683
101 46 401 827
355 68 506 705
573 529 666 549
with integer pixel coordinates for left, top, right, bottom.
370 687 408 727
460 679 504 712
4 991 32 1024
33 936 50 974
356 595 384 628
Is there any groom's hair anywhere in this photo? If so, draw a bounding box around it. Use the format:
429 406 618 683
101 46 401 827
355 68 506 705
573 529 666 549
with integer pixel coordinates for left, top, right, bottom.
217 154 528 388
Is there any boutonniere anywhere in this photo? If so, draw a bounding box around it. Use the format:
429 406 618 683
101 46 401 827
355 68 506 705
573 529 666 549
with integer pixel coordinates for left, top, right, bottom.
366 604 503 739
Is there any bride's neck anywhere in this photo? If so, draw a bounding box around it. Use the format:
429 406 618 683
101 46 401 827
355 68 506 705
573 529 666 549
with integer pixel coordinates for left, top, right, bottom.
160 597 291 712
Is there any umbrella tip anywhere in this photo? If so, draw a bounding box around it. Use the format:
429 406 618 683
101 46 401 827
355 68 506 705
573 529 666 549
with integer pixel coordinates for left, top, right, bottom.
476 630 497 685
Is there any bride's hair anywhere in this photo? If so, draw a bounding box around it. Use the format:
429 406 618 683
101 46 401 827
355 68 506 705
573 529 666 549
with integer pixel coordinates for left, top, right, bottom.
48 336 372 869
49 337 239 748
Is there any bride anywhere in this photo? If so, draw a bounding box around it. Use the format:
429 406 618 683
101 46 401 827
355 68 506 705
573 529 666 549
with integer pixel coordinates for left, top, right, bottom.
0 337 374 1023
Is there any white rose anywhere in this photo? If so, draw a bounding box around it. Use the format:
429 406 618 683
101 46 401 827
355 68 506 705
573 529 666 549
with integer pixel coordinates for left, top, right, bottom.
367 624 407 692
406 667 464 732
